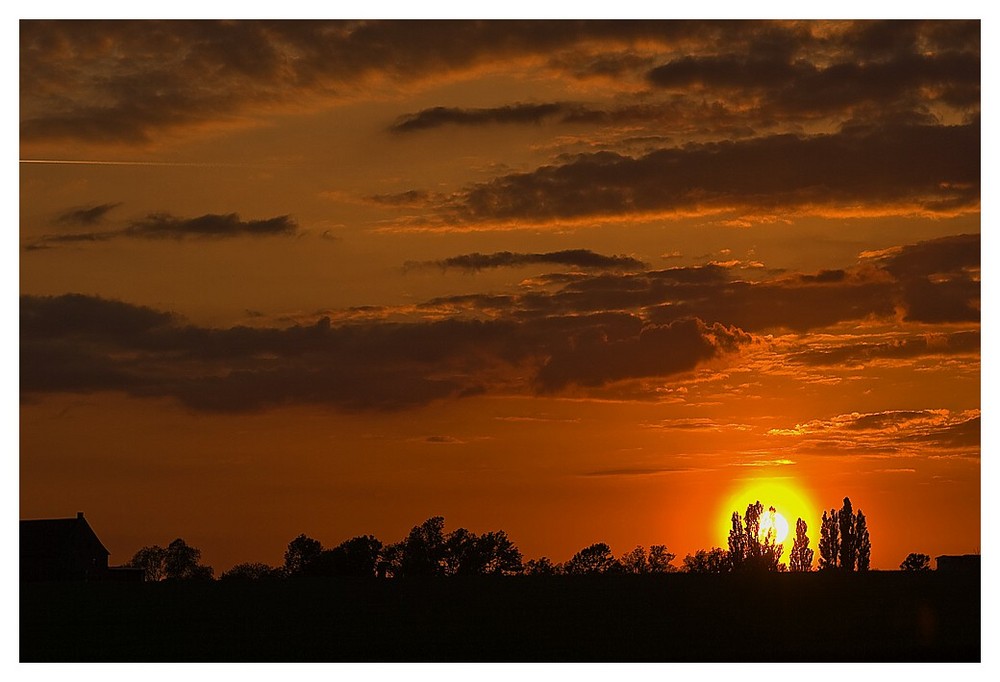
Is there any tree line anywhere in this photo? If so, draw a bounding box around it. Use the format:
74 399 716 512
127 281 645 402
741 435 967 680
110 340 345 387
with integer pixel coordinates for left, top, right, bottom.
683 496 871 574
124 496 880 581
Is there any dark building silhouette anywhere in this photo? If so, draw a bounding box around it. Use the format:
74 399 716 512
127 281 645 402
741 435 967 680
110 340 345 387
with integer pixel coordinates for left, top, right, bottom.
935 554 981 572
20 512 111 582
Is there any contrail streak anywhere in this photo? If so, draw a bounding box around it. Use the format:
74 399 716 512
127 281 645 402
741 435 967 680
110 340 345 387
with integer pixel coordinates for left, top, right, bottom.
20 159 262 167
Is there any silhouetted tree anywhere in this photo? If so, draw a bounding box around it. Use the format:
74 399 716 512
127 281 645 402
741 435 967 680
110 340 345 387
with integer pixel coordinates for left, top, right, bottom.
308 535 384 577
443 527 480 575
564 543 618 575
400 516 448 577
126 545 166 582
617 545 677 574
900 552 931 571
378 541 404 578
619 546 650 574
838 497 857 571
220 562 283 581
682 547 730 573
524 557 558 575
818 509 840 570
284 534 323 576
855 511 871 571
789 518 814 572
648 545 678 573
727 511 746 567
163 538 213 580
820 497 870 571
728 501 782 572
476 530 523 575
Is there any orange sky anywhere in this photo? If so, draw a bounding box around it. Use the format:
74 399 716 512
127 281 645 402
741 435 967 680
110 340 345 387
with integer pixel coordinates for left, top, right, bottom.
19 19 981 572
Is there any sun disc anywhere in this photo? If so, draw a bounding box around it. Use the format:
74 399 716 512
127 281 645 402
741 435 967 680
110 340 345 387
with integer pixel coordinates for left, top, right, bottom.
759 509 789 544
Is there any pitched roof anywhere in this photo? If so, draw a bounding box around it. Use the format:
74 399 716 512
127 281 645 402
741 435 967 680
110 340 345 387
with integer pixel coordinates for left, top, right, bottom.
20 512 110 557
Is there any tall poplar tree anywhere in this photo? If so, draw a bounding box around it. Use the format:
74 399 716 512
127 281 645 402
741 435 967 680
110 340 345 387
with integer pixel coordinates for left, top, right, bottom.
818 509 839 570
855 510 871 571
789 517 814 572
820 497 871 571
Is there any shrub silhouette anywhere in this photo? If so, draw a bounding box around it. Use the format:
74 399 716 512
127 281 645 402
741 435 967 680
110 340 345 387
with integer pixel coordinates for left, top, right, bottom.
682 547 730 573
564 542 618 575
900 552 931 571
126 538 213 581
220 562 283 581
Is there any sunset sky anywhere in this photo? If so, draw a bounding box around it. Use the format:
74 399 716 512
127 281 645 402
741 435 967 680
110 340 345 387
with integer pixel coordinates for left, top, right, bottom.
18 17 981 572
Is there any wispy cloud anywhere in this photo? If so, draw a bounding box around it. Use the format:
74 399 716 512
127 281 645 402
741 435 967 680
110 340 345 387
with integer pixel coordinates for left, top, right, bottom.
404 249 646 272
27 212 299 249
767 409 980 457
54 202 122 226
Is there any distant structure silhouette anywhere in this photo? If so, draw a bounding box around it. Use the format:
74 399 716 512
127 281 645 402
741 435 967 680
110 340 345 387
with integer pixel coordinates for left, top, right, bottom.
20 511 143 581
935 554 980 572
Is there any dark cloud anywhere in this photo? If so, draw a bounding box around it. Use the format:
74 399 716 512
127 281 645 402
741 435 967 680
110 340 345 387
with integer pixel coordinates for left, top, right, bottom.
864 233 980 323
787 330 980 367
21 21 978 146
27 212 299 249
19 230 980 411
390 103 581 133
646 51 979 117
18 20 721 144
419 245 976 335
55 202 122 226
433 122 978 225
536 318 752 391
406 249 646 272
367 190 435 207
124 212 297 239
414 232 978 334
20 294 751 412
645 276 897 332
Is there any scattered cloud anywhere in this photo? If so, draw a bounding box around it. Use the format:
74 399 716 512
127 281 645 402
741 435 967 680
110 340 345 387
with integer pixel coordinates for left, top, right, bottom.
768 408 980 457
390 102 582 132
26 212 299 249
54 202 122 226
123 212 298 239
405 249 646 272
413 235 979 334
787 330 980 367
581 466 703 477
421 122 978 227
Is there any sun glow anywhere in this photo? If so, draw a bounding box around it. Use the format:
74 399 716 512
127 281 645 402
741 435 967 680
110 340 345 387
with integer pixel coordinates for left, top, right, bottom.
759 508 789 544
716 478 817 555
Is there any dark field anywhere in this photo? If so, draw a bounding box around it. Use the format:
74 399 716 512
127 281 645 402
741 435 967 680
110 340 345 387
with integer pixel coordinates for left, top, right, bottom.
21 571 979 662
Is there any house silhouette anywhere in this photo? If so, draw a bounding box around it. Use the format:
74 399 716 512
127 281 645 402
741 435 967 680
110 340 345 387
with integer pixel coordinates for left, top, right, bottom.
20 511 112 581
935 554 981 573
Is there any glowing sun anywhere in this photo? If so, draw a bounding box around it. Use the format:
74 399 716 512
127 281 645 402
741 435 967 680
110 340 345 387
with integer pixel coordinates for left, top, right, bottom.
759 508 790 544
716 478 817 552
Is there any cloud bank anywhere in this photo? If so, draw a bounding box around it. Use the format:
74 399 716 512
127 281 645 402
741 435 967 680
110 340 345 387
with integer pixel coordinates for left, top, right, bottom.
20 233 979 413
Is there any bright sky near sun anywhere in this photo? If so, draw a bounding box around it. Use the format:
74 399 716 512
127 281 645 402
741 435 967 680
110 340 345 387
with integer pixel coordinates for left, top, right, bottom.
14 5 985 579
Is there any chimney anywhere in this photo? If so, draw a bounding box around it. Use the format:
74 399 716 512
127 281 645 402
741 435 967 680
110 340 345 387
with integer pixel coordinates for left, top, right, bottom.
77 511 84 520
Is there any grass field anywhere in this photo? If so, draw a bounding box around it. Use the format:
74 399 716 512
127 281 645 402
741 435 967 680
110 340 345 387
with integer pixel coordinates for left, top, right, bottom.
20 571 979 662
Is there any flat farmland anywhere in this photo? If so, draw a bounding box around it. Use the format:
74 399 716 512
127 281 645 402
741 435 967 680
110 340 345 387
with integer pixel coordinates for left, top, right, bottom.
20 572 979 662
